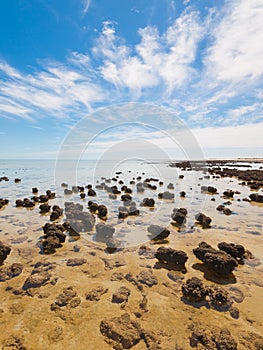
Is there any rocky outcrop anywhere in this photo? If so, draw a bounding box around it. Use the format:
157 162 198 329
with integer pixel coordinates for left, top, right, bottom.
193 242 238 275
155 247 188 267
51 287 81 311
0 263 23 281
100 313 142 349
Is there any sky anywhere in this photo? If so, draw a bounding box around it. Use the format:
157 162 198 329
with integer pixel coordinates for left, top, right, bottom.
0 0 263 159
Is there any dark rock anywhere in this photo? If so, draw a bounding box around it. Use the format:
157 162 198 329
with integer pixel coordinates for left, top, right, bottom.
216 328 237 350
193 242 238 275
46 190 55 199
216 205 225 212
229 306 240 319
223 208 232 215
201 185 218 194
223 190 234 198
182 277 208 302
171 208 187 226
98 204 108 219
141 198 155 207
155 247 188 266
118 206 129 219
39 203 51 214
15 199 24 207
249 193 263 203
195 212 212 228
39 194 49 202
88 188 96 196
147 225 170 240
14 178 21 183
50 205 63 221
121 194 132 203
41 223 66 254
218 242 245 262
88 200 98 213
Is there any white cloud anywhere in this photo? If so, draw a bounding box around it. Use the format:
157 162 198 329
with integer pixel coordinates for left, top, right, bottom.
193 122 263 149
0 57 105 121
205 0 263 83
95 11 203 95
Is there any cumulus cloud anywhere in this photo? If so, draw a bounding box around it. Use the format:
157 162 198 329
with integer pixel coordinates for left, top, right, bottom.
95 11 203 95
205 0 263 83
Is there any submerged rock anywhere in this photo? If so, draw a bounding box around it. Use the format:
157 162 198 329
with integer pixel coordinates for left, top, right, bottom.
96 223 115 242
147 225 170 241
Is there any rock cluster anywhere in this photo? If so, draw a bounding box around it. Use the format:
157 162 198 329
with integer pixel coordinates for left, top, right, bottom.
64 201 96 234
193 242 238 275
41 223 67 254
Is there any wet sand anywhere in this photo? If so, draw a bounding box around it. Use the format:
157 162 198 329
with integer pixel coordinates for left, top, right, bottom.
0 159 263 349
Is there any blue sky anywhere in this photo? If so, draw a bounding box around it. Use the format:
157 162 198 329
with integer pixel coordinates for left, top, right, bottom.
0 0 263 159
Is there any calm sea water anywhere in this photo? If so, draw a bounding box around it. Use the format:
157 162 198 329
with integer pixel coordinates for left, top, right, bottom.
0 159 262 247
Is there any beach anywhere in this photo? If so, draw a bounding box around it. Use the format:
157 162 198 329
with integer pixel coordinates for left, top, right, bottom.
0 159 263 349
